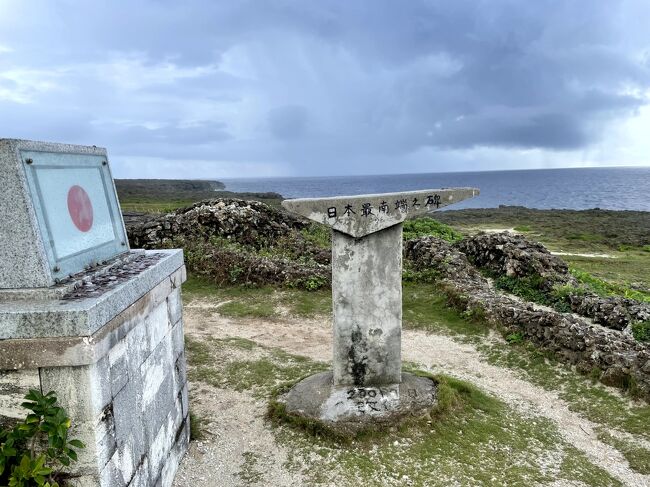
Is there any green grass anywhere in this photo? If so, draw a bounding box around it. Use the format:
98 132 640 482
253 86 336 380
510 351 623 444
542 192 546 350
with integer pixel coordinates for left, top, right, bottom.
435 207 650 252
183 275 332 317
185 274 650 441
632 321 650 342
181 278 640 485
270 372 621 486
596 430 650 475
185 335 328 398
402 283 487 338
189 411 204 441
571 268 650 302
563 252 650 292
477 341 650 440
300 222 331 249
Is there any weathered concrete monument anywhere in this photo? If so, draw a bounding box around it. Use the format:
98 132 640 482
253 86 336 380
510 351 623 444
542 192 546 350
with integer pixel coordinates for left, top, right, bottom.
0 140 188 485
281 188 479 430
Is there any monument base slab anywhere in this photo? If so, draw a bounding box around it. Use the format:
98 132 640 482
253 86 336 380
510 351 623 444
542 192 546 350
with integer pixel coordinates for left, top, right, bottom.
280 371 437 434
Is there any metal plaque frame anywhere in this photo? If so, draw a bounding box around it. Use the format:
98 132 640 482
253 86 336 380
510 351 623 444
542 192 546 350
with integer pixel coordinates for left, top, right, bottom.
21 149 128 279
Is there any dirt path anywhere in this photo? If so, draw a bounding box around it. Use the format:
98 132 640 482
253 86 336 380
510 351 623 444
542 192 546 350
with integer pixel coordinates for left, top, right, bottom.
176 303 649 486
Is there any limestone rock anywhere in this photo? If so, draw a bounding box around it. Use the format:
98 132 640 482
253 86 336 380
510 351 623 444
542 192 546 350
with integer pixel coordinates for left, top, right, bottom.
405 235 650 400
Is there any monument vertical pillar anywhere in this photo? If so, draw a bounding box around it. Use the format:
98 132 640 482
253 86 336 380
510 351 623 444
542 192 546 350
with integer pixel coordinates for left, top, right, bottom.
332 225 402 386
281 187 479 430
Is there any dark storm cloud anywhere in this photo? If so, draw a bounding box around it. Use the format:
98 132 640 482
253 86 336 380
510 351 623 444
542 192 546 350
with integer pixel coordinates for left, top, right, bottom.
0 0 648 176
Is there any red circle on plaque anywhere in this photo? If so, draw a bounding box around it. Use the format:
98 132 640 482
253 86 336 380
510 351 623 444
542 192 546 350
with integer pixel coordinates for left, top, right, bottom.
67 185 94 232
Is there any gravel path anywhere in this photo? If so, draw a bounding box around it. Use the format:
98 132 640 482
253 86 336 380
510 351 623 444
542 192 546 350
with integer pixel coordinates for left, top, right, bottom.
175 303 649 487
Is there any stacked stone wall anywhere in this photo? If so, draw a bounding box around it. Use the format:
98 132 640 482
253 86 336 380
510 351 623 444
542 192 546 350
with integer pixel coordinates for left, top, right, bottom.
405 236 650 400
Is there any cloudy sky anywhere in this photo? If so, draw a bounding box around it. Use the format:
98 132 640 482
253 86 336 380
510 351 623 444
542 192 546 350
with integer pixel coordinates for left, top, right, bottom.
1 0 649 178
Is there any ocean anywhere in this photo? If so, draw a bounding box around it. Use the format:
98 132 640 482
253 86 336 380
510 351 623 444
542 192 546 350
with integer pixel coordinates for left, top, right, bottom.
221 167 650 212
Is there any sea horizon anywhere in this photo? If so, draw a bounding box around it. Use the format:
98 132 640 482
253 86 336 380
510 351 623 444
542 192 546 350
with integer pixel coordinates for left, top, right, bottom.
220 166 650 212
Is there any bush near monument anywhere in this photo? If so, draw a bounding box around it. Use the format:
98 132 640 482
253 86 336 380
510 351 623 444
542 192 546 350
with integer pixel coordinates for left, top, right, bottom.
0 390 84 487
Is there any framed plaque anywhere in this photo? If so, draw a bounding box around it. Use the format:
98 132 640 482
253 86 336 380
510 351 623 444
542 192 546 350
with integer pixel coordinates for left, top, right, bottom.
21 149 128 279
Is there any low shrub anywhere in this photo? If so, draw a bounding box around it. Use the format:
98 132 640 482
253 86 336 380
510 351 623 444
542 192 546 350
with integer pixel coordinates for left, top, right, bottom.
0 390 85 487
631 321 650 342
403 218 463 242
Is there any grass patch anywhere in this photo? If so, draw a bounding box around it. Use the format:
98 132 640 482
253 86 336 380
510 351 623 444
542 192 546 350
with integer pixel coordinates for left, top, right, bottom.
513 225 531 232
185 336 328 398
477 341 650 440
189 411 204 441
183 275 332 317
402 283 488 338
493 274 552 305
237 451 265 483
435 207 650 252
400 281 650 443
597 430 650 475
567 232 604 243
218 300 277 318
270 372 621 486
403 217 463 242
563 252 650 292
571 268 650 302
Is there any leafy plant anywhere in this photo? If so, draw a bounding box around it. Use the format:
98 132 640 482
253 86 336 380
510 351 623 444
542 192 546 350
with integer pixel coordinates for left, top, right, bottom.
505 332 524 344
293 275 328 291
0 390 85 487
494 274 550 306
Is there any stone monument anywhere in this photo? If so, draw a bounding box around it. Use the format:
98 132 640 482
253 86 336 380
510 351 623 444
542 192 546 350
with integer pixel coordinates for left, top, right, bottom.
0 139 189 486
281 187 479 431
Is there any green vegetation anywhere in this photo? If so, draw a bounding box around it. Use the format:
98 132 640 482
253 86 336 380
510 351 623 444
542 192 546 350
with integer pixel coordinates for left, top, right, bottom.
632 321 650 342
0 390 85 487
183 275 332 317
189 411 204 441
270 372 621 486
180 233 330 290
489 267 650 320
185 336 328 398
513 225 531 232
596 431 650 474
402 283 487 338
477 341 650 439
435 207 650 251
237 451 264 483
436 207 650 291
300 223 331 249
493 274 554 305
570 268 650 303
116 178 283 213
403 217 463 242
184 332 624 484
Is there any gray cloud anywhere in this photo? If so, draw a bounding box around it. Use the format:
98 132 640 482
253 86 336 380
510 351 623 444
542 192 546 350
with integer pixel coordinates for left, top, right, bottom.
0 0 648 177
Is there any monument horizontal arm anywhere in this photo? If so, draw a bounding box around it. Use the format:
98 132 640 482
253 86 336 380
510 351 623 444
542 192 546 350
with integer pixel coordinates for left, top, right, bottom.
282 187 480 238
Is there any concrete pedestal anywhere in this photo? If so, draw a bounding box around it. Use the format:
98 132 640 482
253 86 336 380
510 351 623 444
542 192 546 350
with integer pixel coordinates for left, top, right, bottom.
0 250 189 486
281 371 437 434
